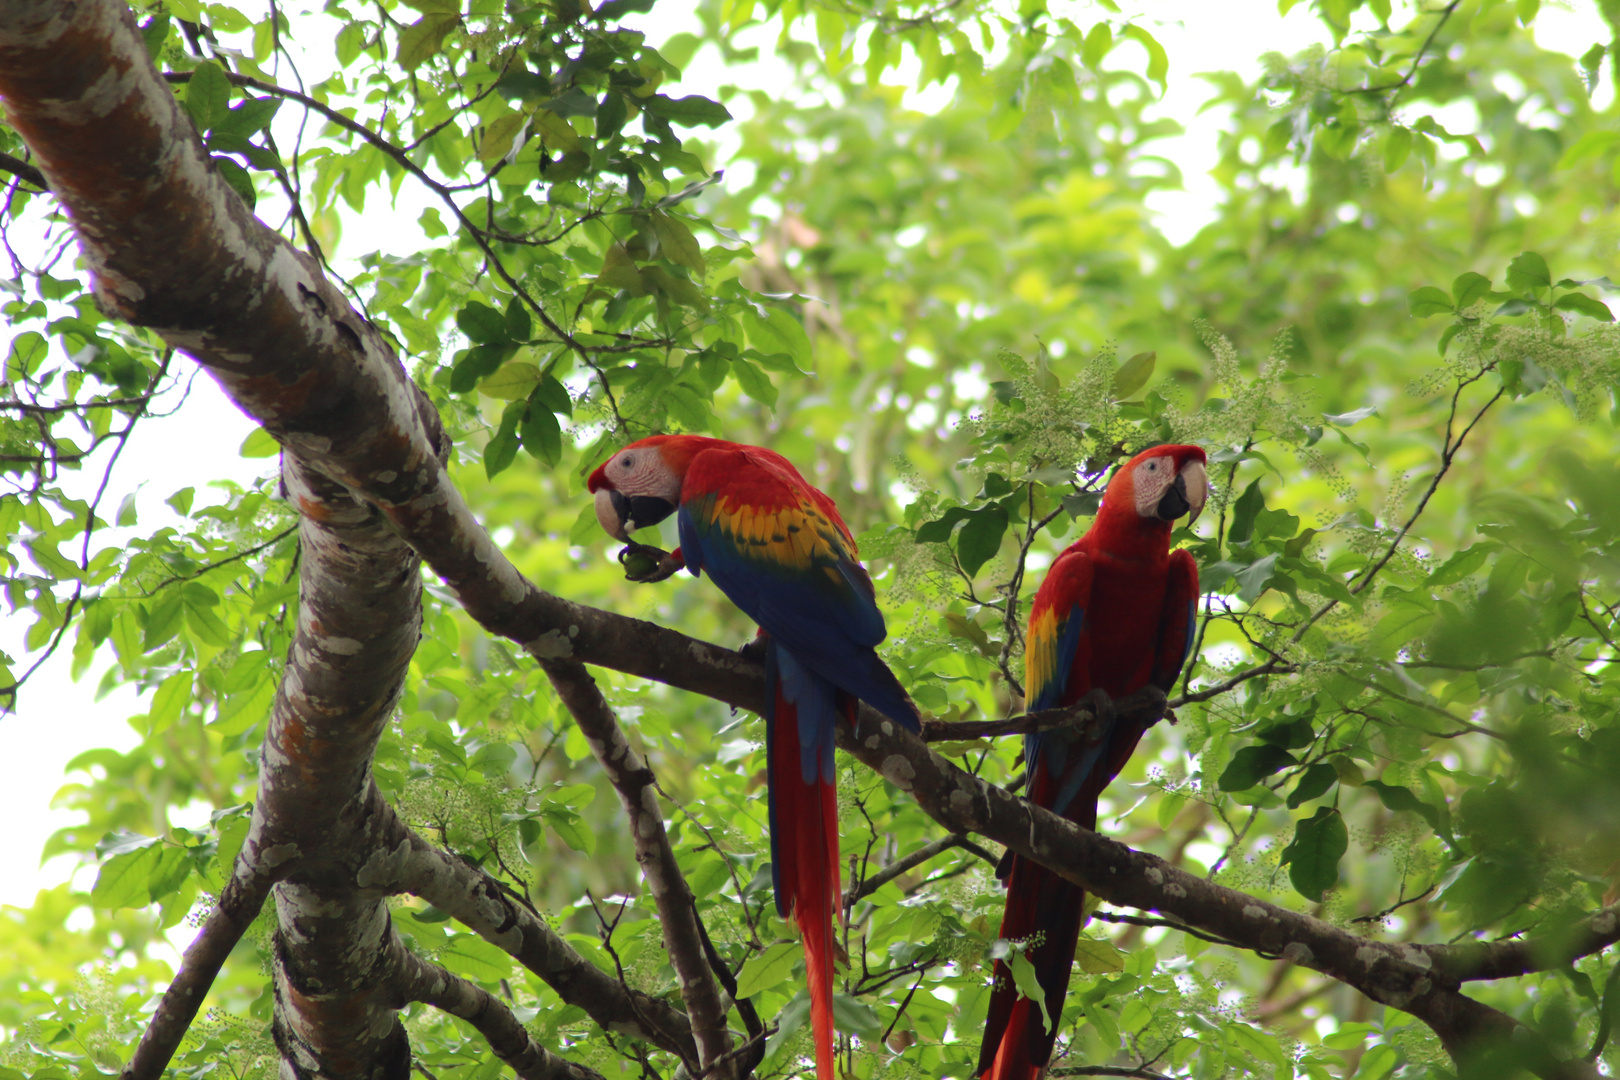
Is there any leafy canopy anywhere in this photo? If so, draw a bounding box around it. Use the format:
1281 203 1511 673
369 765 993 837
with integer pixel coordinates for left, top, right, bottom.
4 0 1620 1076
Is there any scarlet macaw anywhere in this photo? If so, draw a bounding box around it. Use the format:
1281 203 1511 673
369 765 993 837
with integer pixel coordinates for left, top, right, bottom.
587 434 919 1080
979 444 1207 1080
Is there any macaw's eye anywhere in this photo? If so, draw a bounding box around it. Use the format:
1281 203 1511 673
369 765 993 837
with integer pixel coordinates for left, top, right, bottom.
1145 461 1158 471
619 454 634 469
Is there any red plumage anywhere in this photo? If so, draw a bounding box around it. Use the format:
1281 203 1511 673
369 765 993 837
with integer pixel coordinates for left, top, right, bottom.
980 445 1206 1080
589 435 919 1080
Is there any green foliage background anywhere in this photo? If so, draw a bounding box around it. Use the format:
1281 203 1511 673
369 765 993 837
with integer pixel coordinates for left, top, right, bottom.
4 0 1620 1076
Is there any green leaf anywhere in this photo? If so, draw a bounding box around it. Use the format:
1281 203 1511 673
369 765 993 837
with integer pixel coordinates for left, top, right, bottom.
1279 806 1347 901
214 157 256 208
541 806 596 853
457 301 510 345
733 941 799 998
1382 126 1411 172
1081 21 1112 69
185 61 233 133
1006 950 1055 1035
1235 553 1279 603
1110 350 1155 400
477 112 527 163
1553 292 1614 321
486 401 523 479
239 427 280 458
1227 479 1263 544
534 374 572 416
1073 935 1126 974
397 11 459 70
640 93 732 128
439 933 514 983
1406 286 1453 318
1506 251 1551 297
1426 543 1494 586
745 307 812 371
481 361 542 400
1452 271 1492 309
214 97 282 139
92 842 162 909
505 295 532 342
519 398 562 465
1558 130 1620 169
956 505 1008 578
915 506 971 545
1286 763 1337 808
1323 405 1376 426
144 591 186 651
1366 780 1443 832
451 344 515 394
1217 744 1296 791
1121 23 1168 89
147 671 193 735
184 593 232 646
730 357 778 407
651 211 705 275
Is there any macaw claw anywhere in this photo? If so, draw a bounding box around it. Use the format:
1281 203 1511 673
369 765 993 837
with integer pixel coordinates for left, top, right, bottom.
617 541 683 583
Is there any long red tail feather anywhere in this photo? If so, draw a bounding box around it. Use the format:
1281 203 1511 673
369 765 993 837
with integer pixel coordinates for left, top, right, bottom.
767 646 843 1080
978 805 1093 1080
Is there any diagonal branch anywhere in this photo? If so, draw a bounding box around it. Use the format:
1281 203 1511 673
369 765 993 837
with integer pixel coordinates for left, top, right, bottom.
120 871 276 1080
538 657 735 1078
380 823 701 1062
843 833 998 909
397 948 606 1080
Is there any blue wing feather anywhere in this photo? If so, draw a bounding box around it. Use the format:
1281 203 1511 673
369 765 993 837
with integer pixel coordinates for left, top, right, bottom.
679 503 916 729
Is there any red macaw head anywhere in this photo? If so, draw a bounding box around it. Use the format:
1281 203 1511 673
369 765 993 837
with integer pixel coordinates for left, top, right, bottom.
586 434 720 539
1102 444 1209 526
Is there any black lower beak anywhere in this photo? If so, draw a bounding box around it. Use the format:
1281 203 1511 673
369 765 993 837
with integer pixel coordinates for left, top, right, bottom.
611 490 677 534
1156 475 1191 522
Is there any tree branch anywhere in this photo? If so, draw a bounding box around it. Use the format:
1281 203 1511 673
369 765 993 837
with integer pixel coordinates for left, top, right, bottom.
539 657 734 1077
120 872 275 1080
398 948 607 1080
382 823 700 1062
843 833 998 909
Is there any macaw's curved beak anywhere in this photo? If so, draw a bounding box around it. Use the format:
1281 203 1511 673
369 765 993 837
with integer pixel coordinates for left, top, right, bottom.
1157 460 1208 526
594 487 677 540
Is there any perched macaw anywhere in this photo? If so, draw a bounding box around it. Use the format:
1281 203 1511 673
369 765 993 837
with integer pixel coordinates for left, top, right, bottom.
587 434 920 1080
979 444 1207 1080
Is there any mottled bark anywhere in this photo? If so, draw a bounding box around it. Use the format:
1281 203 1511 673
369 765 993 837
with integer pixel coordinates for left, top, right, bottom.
369 822 701 1061
396 948 606 1080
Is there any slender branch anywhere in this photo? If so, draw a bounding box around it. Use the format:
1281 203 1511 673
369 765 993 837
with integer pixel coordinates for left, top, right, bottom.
390 825 699 1061
1047 1066 1175 1080
120 873 276 1080
0 149 46 189
0 394 155 413
1351 886 1435 925
1343 1 1463 97
843 833 997 908
127 523 297 598
922 687 1166 742
538 658 734 1077
398 948 606 1080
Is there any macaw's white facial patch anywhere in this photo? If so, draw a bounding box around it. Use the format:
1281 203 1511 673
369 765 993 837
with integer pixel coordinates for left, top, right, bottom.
606 448 680 501
1132 454 1177 518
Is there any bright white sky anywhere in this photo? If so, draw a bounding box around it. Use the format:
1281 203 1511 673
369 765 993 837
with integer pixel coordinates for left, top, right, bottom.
0 0 1608 921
